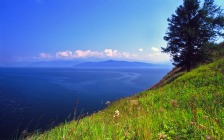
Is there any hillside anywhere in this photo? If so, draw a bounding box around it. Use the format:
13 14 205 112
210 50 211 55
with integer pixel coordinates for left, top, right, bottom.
28 58 224 140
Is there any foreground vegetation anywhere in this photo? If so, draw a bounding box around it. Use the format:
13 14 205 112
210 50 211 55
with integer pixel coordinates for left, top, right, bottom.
28 58 224 140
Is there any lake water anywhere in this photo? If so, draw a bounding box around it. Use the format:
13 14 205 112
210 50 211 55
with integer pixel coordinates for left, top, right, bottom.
0 67 171 139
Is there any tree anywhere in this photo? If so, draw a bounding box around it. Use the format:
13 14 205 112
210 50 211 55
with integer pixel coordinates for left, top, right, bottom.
162 0 224 71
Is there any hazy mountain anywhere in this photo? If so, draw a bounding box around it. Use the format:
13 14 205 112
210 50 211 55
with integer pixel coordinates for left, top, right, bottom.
74 60 168 68
1 60 171 68
28 60 83 67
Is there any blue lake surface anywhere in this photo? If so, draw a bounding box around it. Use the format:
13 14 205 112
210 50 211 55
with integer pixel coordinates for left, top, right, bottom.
0 67 171 139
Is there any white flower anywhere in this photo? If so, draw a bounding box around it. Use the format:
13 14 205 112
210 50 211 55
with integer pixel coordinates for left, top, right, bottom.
113 110 120 117
105 101 110 105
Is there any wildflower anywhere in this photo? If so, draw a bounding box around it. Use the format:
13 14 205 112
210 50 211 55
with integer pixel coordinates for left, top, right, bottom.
158 108 163 113
21 130 28 136
189 121 196 125
214 118 219 122
170 99 178 108
113 110 120 118
124 132 129 137
198 124 206 129
130 100 138 106
115 110 119 116
205 135 212 140
158 132 167 140
105 101 110 105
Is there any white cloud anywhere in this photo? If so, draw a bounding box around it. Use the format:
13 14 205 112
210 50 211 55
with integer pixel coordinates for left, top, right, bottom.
74 50 103 58
103 49 138 59
122 52 138 59
122 52 131 58
39 53 51 59
122 47 170 63
56 51 73 58
74 50 91 58
147 48 170 63
39 48 170 63
138 48 143 52
54 49 137 59
104 49 119 57
147 53 170 62
151 47 160 52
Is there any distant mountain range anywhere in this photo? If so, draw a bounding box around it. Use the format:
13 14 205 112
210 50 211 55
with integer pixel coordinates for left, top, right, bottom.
74 60 168 68
28 60 83 67
1 60 82 67
1 60 171 68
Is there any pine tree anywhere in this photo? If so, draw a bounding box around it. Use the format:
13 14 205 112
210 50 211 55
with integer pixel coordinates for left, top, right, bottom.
162 0 224 71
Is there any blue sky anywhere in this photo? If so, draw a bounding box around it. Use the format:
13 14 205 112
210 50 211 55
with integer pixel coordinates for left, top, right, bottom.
1 0 223 65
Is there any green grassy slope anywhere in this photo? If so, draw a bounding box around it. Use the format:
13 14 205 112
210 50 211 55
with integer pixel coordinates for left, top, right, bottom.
28 59 224 140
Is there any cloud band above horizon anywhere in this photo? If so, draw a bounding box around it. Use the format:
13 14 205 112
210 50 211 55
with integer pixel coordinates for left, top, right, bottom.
39 48 170 63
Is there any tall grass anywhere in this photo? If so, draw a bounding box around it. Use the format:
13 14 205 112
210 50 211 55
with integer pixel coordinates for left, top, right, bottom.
28 58 224 140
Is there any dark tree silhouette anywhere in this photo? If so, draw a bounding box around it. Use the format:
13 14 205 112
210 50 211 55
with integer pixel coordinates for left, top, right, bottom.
162 0 224 71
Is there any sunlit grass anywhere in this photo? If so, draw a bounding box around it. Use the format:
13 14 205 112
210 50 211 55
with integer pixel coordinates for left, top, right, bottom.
27 58 224 140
